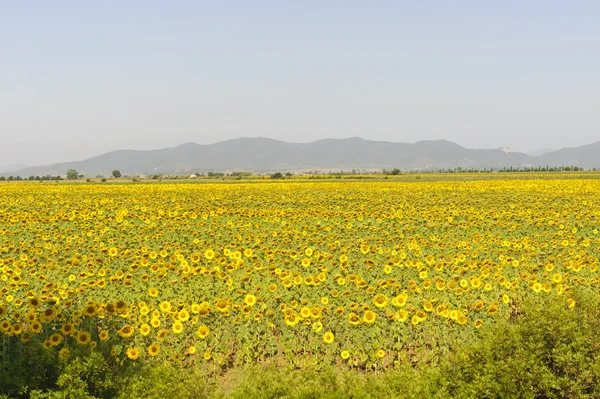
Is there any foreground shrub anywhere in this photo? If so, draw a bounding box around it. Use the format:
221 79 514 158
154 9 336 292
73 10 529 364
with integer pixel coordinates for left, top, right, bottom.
438 290 600 398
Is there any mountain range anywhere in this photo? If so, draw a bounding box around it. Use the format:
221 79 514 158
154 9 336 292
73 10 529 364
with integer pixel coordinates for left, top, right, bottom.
2 138 599 176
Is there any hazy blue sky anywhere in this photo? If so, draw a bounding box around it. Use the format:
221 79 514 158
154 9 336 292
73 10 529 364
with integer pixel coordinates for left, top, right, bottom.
1 1 599 166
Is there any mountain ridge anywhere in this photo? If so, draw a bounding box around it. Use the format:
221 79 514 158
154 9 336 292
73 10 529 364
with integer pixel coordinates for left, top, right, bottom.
2 137 599 176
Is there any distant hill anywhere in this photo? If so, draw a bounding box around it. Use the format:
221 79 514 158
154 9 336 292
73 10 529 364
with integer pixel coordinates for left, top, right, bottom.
2 137 599 177
536 141 600 169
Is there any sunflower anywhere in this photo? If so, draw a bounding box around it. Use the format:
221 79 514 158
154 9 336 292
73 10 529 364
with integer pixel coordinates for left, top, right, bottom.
449 310 459 320
150 318 161 328
300 307 311 318
159 301 171 313
40 308 56 322
474 300 485 311
322 331 334 344
118 325 135 338
126 346 140 360
373 294 388 308
82 304 97 317
177 309 190 322
311 307 321 319
99 330 110 341
148 343 160 357
397 310 409 322
49 333 63 346
172 321 184 334
215 299 229 312
28 298 40 308
204 249 215 260
198 302 211 317
285 315 298 327
31 322 43 334
348 312 361 326
196 325 210 339
341 350 350 360
422 301 434 312
140 323 151 336
76 331 91 345
1 321 13 333
311 321 323 332
115 300 127 313
376 349 385 358
244 294 257 307
105 303 117 315
392 295 407 308
191 303 201 314
363 310 377 324
12 323 23 335
487 302 499 315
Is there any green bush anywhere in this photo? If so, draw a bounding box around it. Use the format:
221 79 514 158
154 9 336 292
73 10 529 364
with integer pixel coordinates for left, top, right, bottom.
437 290 600 398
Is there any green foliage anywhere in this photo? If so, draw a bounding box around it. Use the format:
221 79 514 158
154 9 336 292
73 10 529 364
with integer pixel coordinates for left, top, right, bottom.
116 364 211 399
270 172 283 179
27 352 135 399
66 169 79 180
437 290 600 398
3 292 600 399
112 170 121 178
0 338 60 397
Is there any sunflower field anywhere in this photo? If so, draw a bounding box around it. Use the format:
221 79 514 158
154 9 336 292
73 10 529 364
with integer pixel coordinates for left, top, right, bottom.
1 179 600 396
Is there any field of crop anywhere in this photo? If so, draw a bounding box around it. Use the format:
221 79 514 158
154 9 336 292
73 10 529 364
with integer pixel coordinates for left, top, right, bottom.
1 178 600 397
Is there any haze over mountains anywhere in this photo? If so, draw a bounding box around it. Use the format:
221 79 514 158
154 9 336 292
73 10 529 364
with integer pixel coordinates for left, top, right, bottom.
0 164 28 174
2 138 599 177
527 149 556 157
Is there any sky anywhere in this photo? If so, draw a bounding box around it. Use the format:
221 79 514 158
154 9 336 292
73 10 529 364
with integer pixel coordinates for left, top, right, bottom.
1 1 599 166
